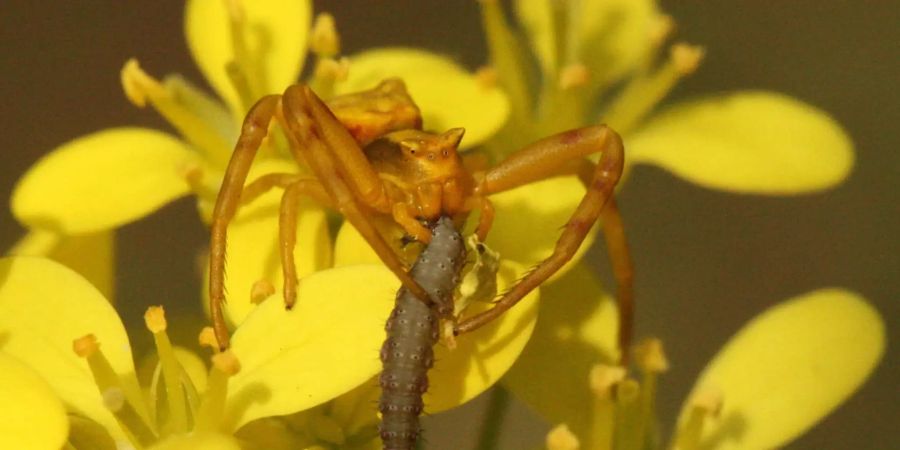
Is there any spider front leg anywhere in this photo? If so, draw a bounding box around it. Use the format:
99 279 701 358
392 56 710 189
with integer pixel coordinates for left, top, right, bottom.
454 125 635 364
209 95 280 350
279 85 432 302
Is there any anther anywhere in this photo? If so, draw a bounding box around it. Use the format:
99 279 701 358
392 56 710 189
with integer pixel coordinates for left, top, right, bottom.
546 424 580 450
251 279 276 305
144 306 167 333
634 337 669 374
310 13 341 57
589 364 626 399
689 385 723 417
558 63 590 90
198 326 220 351
674 385 723 450
475 66 499 89
648 14 676 48
73 334 100 358
313 57 350 82
212 350 242 376
121 58 163 108
671 43 705 75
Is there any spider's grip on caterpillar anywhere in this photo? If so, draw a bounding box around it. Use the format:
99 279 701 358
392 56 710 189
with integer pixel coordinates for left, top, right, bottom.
379 216 465 450
207 77 635 449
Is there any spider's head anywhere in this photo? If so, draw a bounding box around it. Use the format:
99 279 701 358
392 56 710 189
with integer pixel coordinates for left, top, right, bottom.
394 128 465 179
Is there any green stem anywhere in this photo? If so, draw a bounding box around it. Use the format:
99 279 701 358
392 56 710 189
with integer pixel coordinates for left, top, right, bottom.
475 386 511 450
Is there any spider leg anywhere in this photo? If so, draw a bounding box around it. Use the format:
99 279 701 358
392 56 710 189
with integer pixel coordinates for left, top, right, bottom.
209 95 281 350
279 85 432 302
278 178 333 310
465 194 495 242
454 125 632 362
240 171 335 311
240 172 331 206
567 158 635 363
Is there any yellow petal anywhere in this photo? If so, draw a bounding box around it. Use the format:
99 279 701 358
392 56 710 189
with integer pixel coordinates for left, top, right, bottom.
337 48 510 148
514 0 659 83
680 289 885 450
9 229 115 299
226 259 537 428
488 176 595 280
203 162 332 326
333 222 380 267
0 352 68 450
627 92 854 194
225 265 398 430
426 260 539 412
12 128 199 234
185 0 311 115
503 264 618 437
149 432 241 450
0 256 140 440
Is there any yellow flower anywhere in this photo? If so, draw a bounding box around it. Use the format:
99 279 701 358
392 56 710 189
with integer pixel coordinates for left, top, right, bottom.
5 2 543 445
7 0 510 312
516 275 884 450
0 255 539 448
461 0 854 273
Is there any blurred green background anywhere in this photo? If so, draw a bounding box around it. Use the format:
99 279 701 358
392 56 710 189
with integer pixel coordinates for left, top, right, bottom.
0 1 896 448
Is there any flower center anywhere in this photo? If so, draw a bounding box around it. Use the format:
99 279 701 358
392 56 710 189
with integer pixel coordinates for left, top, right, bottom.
72 308 243 447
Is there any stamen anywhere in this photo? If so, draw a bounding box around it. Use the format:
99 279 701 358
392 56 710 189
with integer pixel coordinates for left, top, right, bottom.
198 327 220 352
309 57 350 99
633 338 668 450
73 334 158 447
145 306 190 434
250 279 276 305
602 42 706 134
182 164 220 205
613 378 642 450
475 66 499 89
588 365 625 450
196 351 241 432
310 13 340 57
589 365 626 399
546 424 580 450
7 229 61 257
225 0 266 110
120 59 232 165
313 57 350 83
478 0 534 131
558 63 590 90
634 338 669 374
638 14 676 71
672 385 723 450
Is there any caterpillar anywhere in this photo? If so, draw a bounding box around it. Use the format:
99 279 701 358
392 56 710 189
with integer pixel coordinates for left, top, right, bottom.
379 216 466 450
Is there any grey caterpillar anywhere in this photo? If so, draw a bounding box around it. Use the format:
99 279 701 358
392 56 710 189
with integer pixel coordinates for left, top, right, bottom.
379 216 465 450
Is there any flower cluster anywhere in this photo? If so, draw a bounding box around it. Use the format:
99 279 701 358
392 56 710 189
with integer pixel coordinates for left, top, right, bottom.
1 0 884 449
